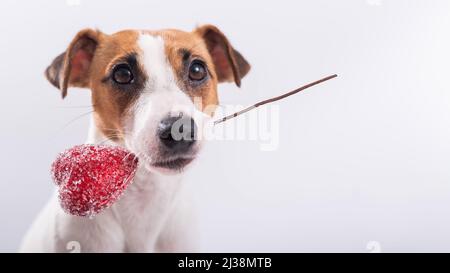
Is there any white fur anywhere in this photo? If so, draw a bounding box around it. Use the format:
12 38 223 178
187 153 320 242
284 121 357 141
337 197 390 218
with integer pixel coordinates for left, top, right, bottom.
19 33 202 252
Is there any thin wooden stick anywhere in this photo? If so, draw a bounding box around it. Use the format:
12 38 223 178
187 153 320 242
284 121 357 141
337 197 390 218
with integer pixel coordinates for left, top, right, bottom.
213 74 338 125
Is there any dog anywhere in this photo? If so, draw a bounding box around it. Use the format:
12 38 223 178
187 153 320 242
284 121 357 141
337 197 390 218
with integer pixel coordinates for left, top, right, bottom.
19 25 250 252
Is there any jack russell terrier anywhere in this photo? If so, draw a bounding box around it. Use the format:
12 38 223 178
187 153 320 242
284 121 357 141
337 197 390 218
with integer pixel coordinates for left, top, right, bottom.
19 25 250 252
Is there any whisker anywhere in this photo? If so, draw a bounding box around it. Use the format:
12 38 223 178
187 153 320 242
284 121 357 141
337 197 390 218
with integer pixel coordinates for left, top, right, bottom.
54 104 95 109
59 110 95 131
93 128 133 146
95 135 122 145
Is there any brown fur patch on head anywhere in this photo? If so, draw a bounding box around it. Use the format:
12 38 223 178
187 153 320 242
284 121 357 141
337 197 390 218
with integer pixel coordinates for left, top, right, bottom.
88 30 145 142
157 29 220 116
45 29 146 142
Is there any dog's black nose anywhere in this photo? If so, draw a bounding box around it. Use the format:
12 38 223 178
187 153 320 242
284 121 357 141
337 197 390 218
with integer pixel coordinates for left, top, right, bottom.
158 115 197 153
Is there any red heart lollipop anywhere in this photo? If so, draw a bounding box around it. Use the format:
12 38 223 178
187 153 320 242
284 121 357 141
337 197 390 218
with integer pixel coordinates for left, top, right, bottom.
51 144 139 217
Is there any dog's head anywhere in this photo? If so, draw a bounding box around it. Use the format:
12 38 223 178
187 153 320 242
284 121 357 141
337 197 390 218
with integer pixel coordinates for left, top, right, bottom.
45 25 250 174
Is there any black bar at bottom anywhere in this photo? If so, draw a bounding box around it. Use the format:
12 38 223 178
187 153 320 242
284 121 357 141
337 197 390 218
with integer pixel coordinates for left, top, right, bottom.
2 253 448 272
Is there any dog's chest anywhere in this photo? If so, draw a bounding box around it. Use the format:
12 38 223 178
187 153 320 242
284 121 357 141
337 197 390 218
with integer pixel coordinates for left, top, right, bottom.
112 167 182 251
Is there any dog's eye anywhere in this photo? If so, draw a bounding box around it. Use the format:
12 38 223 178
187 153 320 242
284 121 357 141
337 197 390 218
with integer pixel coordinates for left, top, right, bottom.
112 64 134 84
188 61 207 81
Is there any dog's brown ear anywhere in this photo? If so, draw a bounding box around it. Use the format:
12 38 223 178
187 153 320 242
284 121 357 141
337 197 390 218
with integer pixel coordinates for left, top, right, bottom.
45 29 101 98
195 25 250 87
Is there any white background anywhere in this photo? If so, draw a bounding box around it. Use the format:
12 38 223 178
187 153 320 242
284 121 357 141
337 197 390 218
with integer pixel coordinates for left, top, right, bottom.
1 0 449 252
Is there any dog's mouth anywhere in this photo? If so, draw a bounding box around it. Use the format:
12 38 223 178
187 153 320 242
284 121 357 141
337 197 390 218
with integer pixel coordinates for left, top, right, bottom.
150 156 195 171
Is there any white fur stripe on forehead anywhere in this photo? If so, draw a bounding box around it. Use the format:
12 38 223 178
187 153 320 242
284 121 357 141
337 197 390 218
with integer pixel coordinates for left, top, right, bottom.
137 33 176 89
136 33 194 114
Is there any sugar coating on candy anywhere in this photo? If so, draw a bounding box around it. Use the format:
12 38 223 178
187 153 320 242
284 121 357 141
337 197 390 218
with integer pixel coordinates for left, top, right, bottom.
51 145 138 218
